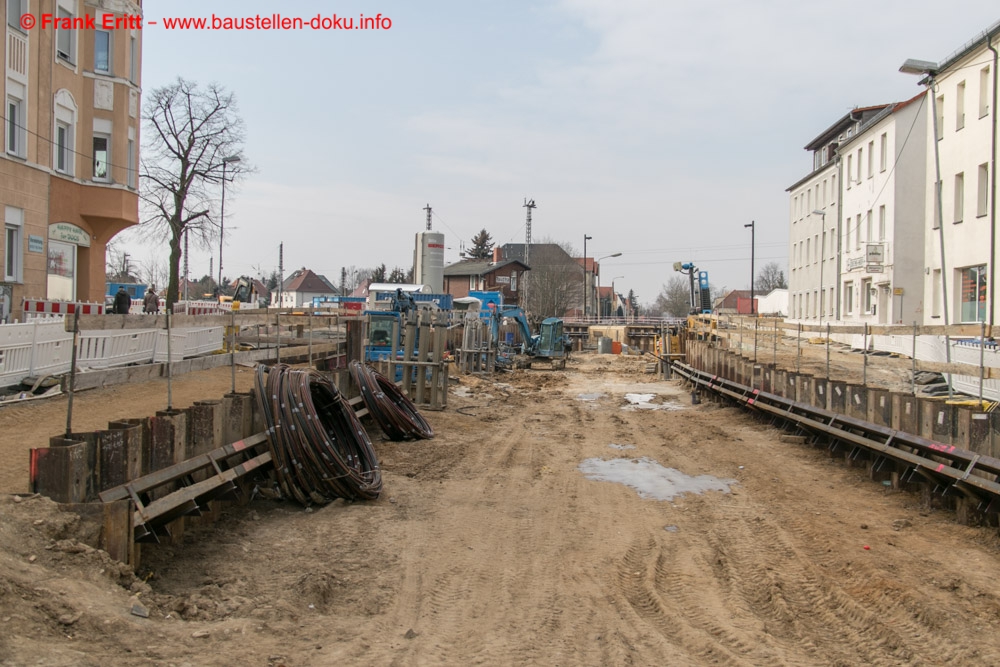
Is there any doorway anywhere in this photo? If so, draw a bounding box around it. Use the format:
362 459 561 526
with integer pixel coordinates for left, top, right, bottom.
47 240 76 300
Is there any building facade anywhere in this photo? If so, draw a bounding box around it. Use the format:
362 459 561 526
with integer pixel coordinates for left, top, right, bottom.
2 0 141 321
839 94 927 325
787 105 889 322
916 22 998 325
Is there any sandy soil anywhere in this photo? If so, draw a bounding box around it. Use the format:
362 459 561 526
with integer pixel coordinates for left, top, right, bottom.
3 355 1000 666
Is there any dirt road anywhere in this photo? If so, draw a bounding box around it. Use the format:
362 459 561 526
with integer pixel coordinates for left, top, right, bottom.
3 355 1000 666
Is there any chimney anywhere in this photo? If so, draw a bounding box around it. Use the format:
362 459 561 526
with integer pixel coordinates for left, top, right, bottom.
492 247 502 262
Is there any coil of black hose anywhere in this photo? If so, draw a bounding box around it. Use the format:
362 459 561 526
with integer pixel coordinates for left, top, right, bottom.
254 364 382 504
349 361 434 441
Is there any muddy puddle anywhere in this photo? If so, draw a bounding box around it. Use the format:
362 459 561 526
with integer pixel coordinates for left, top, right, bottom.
578 457 736 501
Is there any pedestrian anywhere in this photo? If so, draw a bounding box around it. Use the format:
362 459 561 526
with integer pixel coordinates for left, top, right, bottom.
143 286 160 314
114 286 131 315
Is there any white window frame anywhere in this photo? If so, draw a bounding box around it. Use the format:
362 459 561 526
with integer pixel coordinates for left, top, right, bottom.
510 271 517 292
126 135 136 189
6 89 26 158
4 206 24 283
956 80 966 130
862 278 874 314
978 163 989 218
93 132 111 181
867 140 874 178
954 172 964 223
53 89 78 176
7 0 26 32
55 121 72 173
879 133 887 172
878 205 886 241
56 5 77 65
981 66 991 119
94 29 112 74
844 281 853 315
129 34 138 83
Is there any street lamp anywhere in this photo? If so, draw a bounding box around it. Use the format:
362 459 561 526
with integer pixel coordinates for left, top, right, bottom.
218 155 242 294
901 57 952 397
812 209 826 321
744 221 755 315
596 252 622 320
611 276 624 320
582 234 592 318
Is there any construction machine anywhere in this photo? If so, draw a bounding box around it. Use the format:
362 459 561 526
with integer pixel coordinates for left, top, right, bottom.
491 306 567 370
221 276 267 310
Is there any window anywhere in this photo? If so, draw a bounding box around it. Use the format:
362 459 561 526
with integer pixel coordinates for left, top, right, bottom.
56 7 76 64
932 180 941 229
847 155 853 188
844 281 853 315
954 172 964 223
855 214 861 249
94 30 111 74
93 134 110 181
960 265 987 323
878 205 886 241
935 95 944 137
55 122 71 173
129 35 138 83
979 163 989 218
956 81 966 130
4 206 23 283
814 234 819 263
127 138 136 188
510 272 517 292
6 95 25 157
862 278 873 314
807 189 812 213
806 238 811 265
880 133 887 172
981 66 991 118
845 218 851 250
867 140 874 177
856 148 862 182
866 210 872 243
7 0 25 31
932 269 941 318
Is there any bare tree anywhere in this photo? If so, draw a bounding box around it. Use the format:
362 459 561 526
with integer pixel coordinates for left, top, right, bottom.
755 261 787 293
521 242 582 323
653 275 692 317
140 78 251 307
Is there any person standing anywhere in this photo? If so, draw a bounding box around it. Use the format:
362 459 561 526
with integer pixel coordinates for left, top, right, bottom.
114 286 131 315
143 286 160 314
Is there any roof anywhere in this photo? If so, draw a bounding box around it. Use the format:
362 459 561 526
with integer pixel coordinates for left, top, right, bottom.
838 91 926 150
803 105 891 151
443 258 528 277
933 19 1000 77
282 268 337 293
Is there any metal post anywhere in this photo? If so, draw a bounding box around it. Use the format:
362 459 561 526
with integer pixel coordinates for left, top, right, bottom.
308 313 314 367
980 321 987 404
826 323 831 380
753 318 758 364
773 318 778 368
275 313 281 364
64 307 80 438
929 82 954 399
912 321 918 396
863 322 868 387
740 316 744 355
166 307 173 411
230 309 236 394
796 322 801 374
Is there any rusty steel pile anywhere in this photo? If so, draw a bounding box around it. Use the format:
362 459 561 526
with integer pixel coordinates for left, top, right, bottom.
350 361 435 441
255 364 382 504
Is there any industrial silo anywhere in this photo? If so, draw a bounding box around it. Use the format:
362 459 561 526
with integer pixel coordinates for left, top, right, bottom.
414 231 445 293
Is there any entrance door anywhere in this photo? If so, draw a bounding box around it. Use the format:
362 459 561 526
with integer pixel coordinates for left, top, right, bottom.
47 240 76 301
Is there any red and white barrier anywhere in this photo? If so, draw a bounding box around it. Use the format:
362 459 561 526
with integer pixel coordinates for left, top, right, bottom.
22 299 105 316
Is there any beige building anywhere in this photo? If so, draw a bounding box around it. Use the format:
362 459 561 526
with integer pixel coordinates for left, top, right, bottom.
2 0 141 321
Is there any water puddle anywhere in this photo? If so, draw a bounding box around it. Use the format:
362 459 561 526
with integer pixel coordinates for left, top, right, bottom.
577 392 606 402
578 457 736 501
621 393 685 411
609 443 636 451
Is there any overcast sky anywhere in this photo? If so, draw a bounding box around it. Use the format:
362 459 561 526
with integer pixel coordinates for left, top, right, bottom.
130 1 1000 303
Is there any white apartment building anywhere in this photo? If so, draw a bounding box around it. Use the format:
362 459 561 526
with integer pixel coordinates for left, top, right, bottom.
913 21 998 326
839 93 928 325
787 105 889 322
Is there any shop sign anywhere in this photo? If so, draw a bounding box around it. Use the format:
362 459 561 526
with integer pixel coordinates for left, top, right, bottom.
48 222 91 247
28 235 44 253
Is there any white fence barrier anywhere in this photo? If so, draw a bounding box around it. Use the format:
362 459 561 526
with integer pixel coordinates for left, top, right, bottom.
0 321 224 389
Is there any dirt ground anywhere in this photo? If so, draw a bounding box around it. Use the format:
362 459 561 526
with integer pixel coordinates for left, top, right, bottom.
4 354 1000 666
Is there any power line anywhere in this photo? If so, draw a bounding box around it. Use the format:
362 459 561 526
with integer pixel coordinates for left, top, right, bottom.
0 111 135 175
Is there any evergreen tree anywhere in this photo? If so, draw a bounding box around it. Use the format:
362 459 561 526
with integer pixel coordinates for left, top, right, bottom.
468 229 494 259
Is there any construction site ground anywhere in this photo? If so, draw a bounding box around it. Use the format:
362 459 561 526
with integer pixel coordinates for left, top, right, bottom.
3 352 1000 666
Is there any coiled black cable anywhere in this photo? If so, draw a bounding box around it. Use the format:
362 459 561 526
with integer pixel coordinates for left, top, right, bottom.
254 364 382 504
349 361 435 441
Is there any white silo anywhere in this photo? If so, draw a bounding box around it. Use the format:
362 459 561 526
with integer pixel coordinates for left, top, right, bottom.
414 230 445 293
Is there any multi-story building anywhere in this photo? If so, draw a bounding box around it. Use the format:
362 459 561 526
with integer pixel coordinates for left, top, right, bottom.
839 93 927 325
909 21 998 326
787 105 889 322
2 0 142 321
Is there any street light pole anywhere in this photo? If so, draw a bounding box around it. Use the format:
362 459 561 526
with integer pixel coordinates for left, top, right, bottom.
744 221 756 315
583 234 592 318
218 155 241 294
596 252 622 321
813 209 827 322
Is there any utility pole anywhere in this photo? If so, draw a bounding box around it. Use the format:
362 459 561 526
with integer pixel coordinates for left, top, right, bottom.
583 234 592 318
523 198 536 311
744 220 756 315
424 203 432 230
